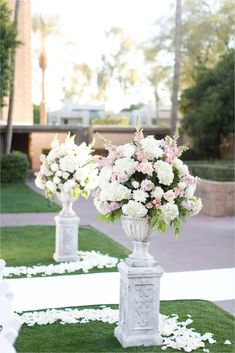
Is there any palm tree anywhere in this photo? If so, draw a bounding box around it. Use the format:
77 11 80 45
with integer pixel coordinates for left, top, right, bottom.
32 15 59 124
171 0 181 135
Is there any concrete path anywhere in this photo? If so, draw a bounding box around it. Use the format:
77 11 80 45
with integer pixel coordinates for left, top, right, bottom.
1 178 234 315
7 268 235 312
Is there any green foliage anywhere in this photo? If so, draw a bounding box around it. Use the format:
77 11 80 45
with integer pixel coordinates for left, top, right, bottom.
186 161 235 182
121 103 144 112
0 0 21 107
180 50 234 157
98 209 122 223
91 115 130 126
33 104 40 124
0 151 29 183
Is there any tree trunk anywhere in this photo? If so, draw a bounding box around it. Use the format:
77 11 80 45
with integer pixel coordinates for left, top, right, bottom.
171 0 181 136
5 0 20 154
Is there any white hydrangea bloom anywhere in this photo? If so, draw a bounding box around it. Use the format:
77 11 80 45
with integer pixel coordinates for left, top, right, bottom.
151 186 164 199
53 176 60 184
50 162 59 172
113 158 138 177
133 189 148 203
160 203 179 223
178 181 187 190
140 136 164 160
94 199 109 215
100 182 131 202
63 179 76 193
174 158 189 177
185 184 196 198
117 143 135 158
60 156 77 173
190 197 202 216
122 200 148 219
97 167 112 188
154 160 174 186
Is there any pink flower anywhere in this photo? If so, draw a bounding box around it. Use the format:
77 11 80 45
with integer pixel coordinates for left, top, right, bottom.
117 174 129 183
98 159 112 167
108 202 120 211
136 160 154 175
184 175 195 186
146 202 153 209
111 173 117 182
141 179 153 191
173 187 181 197
182 200 192 210
134 129 144 142
136 150 146 161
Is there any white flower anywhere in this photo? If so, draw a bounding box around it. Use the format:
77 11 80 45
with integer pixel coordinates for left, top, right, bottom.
41 164 52 176
50 163 59 172
97 167 112 188
76 142 91 166
164 190 176 203
47 149 59 161
151 186 164 199
35 173 44 189
60 155 77 173
56 170 63 177
63 179 76 193
160 203 179 223
224 340 231 345
100 182 131 202
94 199 109 215
185 185 196 198
45 180 57 193
133 189 148 203
190 197 202 216
53 176 60 184
122 200 148 219
154 160 174 186
140 136 164 160
113 158 138 177
132 181 140 189
117 143 135 158
174 158 189 177
178 181 186 190
62 172 70 179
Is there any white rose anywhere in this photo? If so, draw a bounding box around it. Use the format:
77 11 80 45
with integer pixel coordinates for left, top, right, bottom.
113 158 138 178
53 176 60 184
140 136 164 160
154 160 174 186
190 197 202 216
133 189 148 203
51 163 59 172
132 181 140 189
174 158 189 177
41 164 52 176
35 173 44 189
45 180 57 193
178 181 186 190
62 172 70 179
160 203 179 224
122 200 148 219
56 170 63 177
185 184 196 198
164 190 176 203
60 155 77 173
117 143 135 158
63 179 76 193
151 186 164 199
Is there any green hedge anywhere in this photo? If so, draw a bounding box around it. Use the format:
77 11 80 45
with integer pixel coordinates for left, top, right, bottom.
0 151 29 183
186 161 235 182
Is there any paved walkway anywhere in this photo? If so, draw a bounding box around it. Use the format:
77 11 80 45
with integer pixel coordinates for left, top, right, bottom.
7 268 235 312
1 178 235 315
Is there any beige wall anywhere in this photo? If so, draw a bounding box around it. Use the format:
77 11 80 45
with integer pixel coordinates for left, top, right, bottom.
1 0 33 125
30 132 67 171
93 132 135 150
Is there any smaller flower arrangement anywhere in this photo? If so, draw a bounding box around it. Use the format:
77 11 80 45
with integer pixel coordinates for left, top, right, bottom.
35 134 98 202
93 128 202 236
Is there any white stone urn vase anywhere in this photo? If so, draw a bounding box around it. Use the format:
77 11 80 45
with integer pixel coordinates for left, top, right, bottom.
122 216 157 267
53 192 80 263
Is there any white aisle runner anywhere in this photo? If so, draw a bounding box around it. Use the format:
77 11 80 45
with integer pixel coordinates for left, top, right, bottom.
6 268 235 312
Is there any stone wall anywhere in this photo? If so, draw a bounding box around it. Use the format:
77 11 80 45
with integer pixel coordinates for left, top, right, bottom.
196 179 235 217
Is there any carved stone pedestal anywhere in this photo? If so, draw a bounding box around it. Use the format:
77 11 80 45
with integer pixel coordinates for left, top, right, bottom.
53 215 80 262
114 261 164 348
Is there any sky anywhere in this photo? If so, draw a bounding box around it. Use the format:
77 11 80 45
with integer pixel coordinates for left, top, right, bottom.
31 0 174 112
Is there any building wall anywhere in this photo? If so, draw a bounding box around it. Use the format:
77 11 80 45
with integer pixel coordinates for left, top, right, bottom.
1 0 33 125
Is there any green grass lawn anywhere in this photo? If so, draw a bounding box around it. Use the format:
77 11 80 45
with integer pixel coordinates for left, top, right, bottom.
1 226 129 275
0 184 60 213
15 301 235 353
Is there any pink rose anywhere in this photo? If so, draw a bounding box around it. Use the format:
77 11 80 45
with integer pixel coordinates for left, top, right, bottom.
141 179 153 191
136 150 146 161
146 202 153 209
136 160 154 176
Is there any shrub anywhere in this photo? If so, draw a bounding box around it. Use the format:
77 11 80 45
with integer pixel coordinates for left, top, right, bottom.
0 151 29 183
186 161 234 182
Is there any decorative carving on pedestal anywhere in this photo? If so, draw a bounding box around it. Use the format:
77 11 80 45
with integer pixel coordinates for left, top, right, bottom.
0 259 22 353
114 262 164 348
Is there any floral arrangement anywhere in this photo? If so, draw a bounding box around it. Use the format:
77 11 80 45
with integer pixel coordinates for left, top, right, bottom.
93 128 202 236
35 134 98 201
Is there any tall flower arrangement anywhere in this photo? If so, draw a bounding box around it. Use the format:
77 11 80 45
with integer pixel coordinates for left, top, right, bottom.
35 134 98 201
93 128 202 236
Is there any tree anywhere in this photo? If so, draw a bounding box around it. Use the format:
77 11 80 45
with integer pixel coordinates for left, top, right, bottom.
171 0 182 135
32 15 60 124
180 50 234 157
3 0 21 154
0 0 20 109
